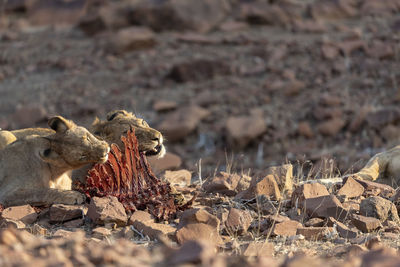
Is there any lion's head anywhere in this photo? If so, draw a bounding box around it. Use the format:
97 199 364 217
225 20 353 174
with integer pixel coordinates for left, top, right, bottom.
91 110 166 158
41 116 110 169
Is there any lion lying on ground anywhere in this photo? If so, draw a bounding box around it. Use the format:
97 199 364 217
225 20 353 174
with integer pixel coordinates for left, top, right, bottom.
351 146 400 187
0 116 110 207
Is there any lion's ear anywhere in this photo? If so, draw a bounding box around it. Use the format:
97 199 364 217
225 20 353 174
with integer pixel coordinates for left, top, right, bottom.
106 110 126 121
48 116 72 133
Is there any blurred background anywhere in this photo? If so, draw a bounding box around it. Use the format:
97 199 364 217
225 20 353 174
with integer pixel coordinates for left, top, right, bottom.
0 0 399 179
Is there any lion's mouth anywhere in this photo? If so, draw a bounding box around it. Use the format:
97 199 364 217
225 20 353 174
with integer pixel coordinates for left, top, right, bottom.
145 144 165 157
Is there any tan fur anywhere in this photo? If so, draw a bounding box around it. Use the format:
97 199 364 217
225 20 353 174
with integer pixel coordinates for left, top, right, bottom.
90 110 166 158
0 116 110 207
352 146 400 186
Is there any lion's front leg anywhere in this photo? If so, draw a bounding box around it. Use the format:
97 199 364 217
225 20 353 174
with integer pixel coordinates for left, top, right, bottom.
355 151 390 181
3 188 85 207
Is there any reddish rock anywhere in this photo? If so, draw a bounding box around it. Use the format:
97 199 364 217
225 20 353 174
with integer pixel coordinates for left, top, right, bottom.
303 195 345 219
366 108 400 129
310 0 358 21
87 196 127 227
349 106 371 132
321 43 339 60
129 211 175 241
153 100 177 112
129 0 231 33
336 40 366 56
291 183 330 206
1 205 37 224
163 169 192 187
111 26 156 53
148 152 182 172
158 105 210 142
219 21 248 32
49 204 85 223
353 178 395 197
92 227 112 240
241 242 274 257
63 218 84 228
167 240 216 265
176 209 222 245
360 247 400 267
296 227 334 240
225 208 252 235
11 104 47 128
167 59 231 83
305 218 325 227
226 115 267 148
317 118 345 136
298 121 314 138
239 3 291 27
337 177 364 198
202 171 242 196
271 220 302 237
367 40 394 59
235 174 281 200
263 164 293 194
328 217 358 239
351 215 382 233
360 196 400 223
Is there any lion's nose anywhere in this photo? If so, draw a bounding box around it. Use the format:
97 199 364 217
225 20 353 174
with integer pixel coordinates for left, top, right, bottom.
153 133 163 145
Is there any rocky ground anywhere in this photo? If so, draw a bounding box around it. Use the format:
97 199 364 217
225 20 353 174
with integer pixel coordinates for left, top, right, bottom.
1 0 400 266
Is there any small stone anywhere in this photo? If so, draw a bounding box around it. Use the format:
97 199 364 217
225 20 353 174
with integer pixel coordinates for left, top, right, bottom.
303 195 345 219
153 100 177 112
163 169 192 187
111 26 156 53
167 240 216 265
291 183 330 206
360 196 400 223
148 152 182 173
235 174 281 200
317 118 345 136
63 218 84 228
0 218 26 229
31 224 47 236
226 115 267 148
296 227 335 240
262 164 293 194
87 196 127 227
271 220 302 237
49 204 85 223
158 105 210 142
1 205 38 224
298 121 314 138
241 242 274 257
92 227 112 239
202 171 242 196
225 208 252 235
337 177 364 198
129 211 176 241
328 217 358 239
305 218 325 227
351 215 382 233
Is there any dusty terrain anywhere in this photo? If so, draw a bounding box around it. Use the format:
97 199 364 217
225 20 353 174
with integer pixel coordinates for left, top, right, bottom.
1 0 400 266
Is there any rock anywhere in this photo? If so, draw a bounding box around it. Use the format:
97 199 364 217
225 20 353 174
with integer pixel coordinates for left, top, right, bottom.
163 169 191 187
26 0 88 26
87 196 127 227
241 241 274 257
360 196 400 223
202 171 242 196
361 0 400 16
92 227 112 240
225 208 252 235
148 152 182 172
311 0 358 21
235 174 281 200
366 108 400 129
11 104 47 128
226 115 267 148
167 240 216 265
296 227 335 240
263 164 293 194
1 205 38 224
110 26 156 53
176 209 222 245
63 218 84 228
239 3 291 27
49 204 85 223
158 105 210 142
337 177 364 199
167 59 231 83
349 106 371 132
336 40 366 56
321 43 340 60
317 118 346 136
129 0 231 33
367 40 394 59
153 100 177 112
271 220 302 237
328 217 358 239
0 218 26 229
129 211 176 241
353 178 395 198
31 224 47 236
305 218 325 227
303 195 346 219
298 121 314 138
351 215 382 233
291 183 330 206
219 21 248 32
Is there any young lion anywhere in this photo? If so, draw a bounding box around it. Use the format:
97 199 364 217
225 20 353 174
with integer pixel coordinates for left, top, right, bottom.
0 116 110 207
